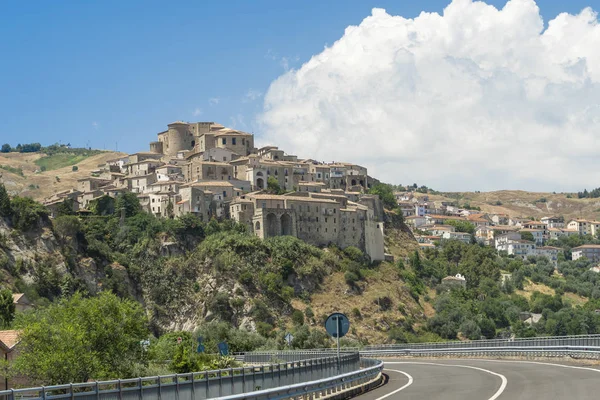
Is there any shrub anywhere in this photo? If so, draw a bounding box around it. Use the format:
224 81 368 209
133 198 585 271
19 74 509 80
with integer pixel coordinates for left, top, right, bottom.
10 196 48 231
291 310 304 326
72 165 78 172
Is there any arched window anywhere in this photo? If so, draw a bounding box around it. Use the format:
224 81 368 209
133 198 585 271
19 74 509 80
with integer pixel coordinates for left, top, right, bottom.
255 221 261 231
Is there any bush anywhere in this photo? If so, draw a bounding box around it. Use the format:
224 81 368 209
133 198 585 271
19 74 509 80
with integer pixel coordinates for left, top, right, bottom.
291 309 304 326
344 271 359 286
72 165 78 172
460 320 482 340
10 196 48 231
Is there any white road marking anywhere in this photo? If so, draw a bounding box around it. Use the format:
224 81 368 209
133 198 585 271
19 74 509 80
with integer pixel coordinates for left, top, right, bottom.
386 361 508 400
374 369 414 400
459 358 600 373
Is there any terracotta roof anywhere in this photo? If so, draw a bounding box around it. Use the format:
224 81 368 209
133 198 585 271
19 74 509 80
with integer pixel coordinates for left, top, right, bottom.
0 330 20 351
251 194 338 204
573 245 600 250
189 181 235 188
12 293 24 303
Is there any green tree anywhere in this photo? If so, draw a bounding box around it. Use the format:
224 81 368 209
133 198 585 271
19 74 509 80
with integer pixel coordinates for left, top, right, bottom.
446 220 476 234
0 183 11 217
13 292 148 385
90 195 115 216
0 144 10 153
0 289 15 328
56 198 75 216
520 231 535 242
10 196 48 231
368 183 397 209
266 176 283 195
166 201 174 219
292 309 305 326
115 192 142 217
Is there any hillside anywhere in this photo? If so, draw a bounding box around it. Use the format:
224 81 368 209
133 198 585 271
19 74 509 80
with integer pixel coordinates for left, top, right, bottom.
0 151 125 200
429 190 600 220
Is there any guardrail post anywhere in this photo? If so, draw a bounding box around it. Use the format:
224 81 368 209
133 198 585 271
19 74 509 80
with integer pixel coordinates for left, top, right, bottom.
205 372 209 399
219 371 223 398
41 386 45 400
158 376 162 400
230 368 234 395
139 377 143 400
96 381 99 400
190 374 194 400
70 383 74 400
118 379 122 400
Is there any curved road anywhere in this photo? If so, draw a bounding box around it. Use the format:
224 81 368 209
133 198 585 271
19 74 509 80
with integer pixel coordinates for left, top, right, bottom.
360 359 600 399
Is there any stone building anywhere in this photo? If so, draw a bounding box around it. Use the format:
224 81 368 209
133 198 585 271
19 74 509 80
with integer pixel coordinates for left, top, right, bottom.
154 121 255 157
230 192 385 261
183 160 233 183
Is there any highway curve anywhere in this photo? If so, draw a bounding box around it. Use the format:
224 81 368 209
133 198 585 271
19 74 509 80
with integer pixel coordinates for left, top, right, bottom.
359 359 600 400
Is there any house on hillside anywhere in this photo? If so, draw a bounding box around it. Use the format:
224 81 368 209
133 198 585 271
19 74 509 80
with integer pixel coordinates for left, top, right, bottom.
442 274 467 288
12 294 33 312
541 216 564 229
572 245 600 262
0 330 23 390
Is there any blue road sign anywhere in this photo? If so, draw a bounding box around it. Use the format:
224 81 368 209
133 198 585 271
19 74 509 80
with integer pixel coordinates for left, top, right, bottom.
325 313 350 338
218 341 229 356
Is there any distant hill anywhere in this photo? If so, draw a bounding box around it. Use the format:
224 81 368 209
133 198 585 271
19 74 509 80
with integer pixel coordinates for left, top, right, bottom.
0 150 126 200
426 190 600 221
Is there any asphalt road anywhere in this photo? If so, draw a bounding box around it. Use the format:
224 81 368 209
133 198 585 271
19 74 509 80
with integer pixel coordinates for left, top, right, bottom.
359 359 600 400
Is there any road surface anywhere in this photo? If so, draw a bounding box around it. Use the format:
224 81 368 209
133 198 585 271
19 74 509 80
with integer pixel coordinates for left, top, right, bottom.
360 359 600 399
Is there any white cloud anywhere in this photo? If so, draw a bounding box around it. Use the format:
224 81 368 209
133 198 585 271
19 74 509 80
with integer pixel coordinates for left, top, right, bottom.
244 89 263 103
92 121 99 130
265 49 299 71
192 108 203 117
209 97 220 105
230 114 247 130
259 0 600 192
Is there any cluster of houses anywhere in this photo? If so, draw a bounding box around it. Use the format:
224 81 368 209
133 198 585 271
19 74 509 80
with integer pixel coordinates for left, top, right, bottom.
0 294 34 390
42 121 386 261
398 194 600 265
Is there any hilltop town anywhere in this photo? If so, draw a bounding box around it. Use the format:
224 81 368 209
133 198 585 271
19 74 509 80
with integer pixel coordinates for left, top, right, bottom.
41 121 386 261
398 193 600 266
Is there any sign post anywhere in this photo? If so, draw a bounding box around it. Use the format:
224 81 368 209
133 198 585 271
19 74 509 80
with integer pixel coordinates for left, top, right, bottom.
324 313 350 372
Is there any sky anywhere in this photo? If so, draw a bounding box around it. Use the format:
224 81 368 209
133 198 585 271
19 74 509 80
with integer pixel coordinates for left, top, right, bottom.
1 0 600 192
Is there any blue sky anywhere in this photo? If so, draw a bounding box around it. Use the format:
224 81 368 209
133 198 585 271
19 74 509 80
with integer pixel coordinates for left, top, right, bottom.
0 0 596 154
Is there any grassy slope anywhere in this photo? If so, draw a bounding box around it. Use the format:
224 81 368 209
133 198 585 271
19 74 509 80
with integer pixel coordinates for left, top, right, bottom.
0 151 126 200
428 190 600 220
35 154 92 171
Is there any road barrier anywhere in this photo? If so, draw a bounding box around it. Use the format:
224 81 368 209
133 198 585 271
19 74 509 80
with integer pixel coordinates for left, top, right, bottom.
360 345 600 359
362 333 600 351
6 334 600 400
0 353 379 400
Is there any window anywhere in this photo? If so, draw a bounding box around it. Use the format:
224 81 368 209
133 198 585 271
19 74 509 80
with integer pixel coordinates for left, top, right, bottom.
334 218 336 223
232 138 236 145
262 202 266 209
316 217 319 222
242 138 245 145
222 138 227 145
325 218 328 223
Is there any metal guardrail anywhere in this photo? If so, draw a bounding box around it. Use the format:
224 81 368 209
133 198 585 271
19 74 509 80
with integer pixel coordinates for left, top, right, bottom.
360 345 600 359
363 334 600 350
0 353 362 400
216 358 383 400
